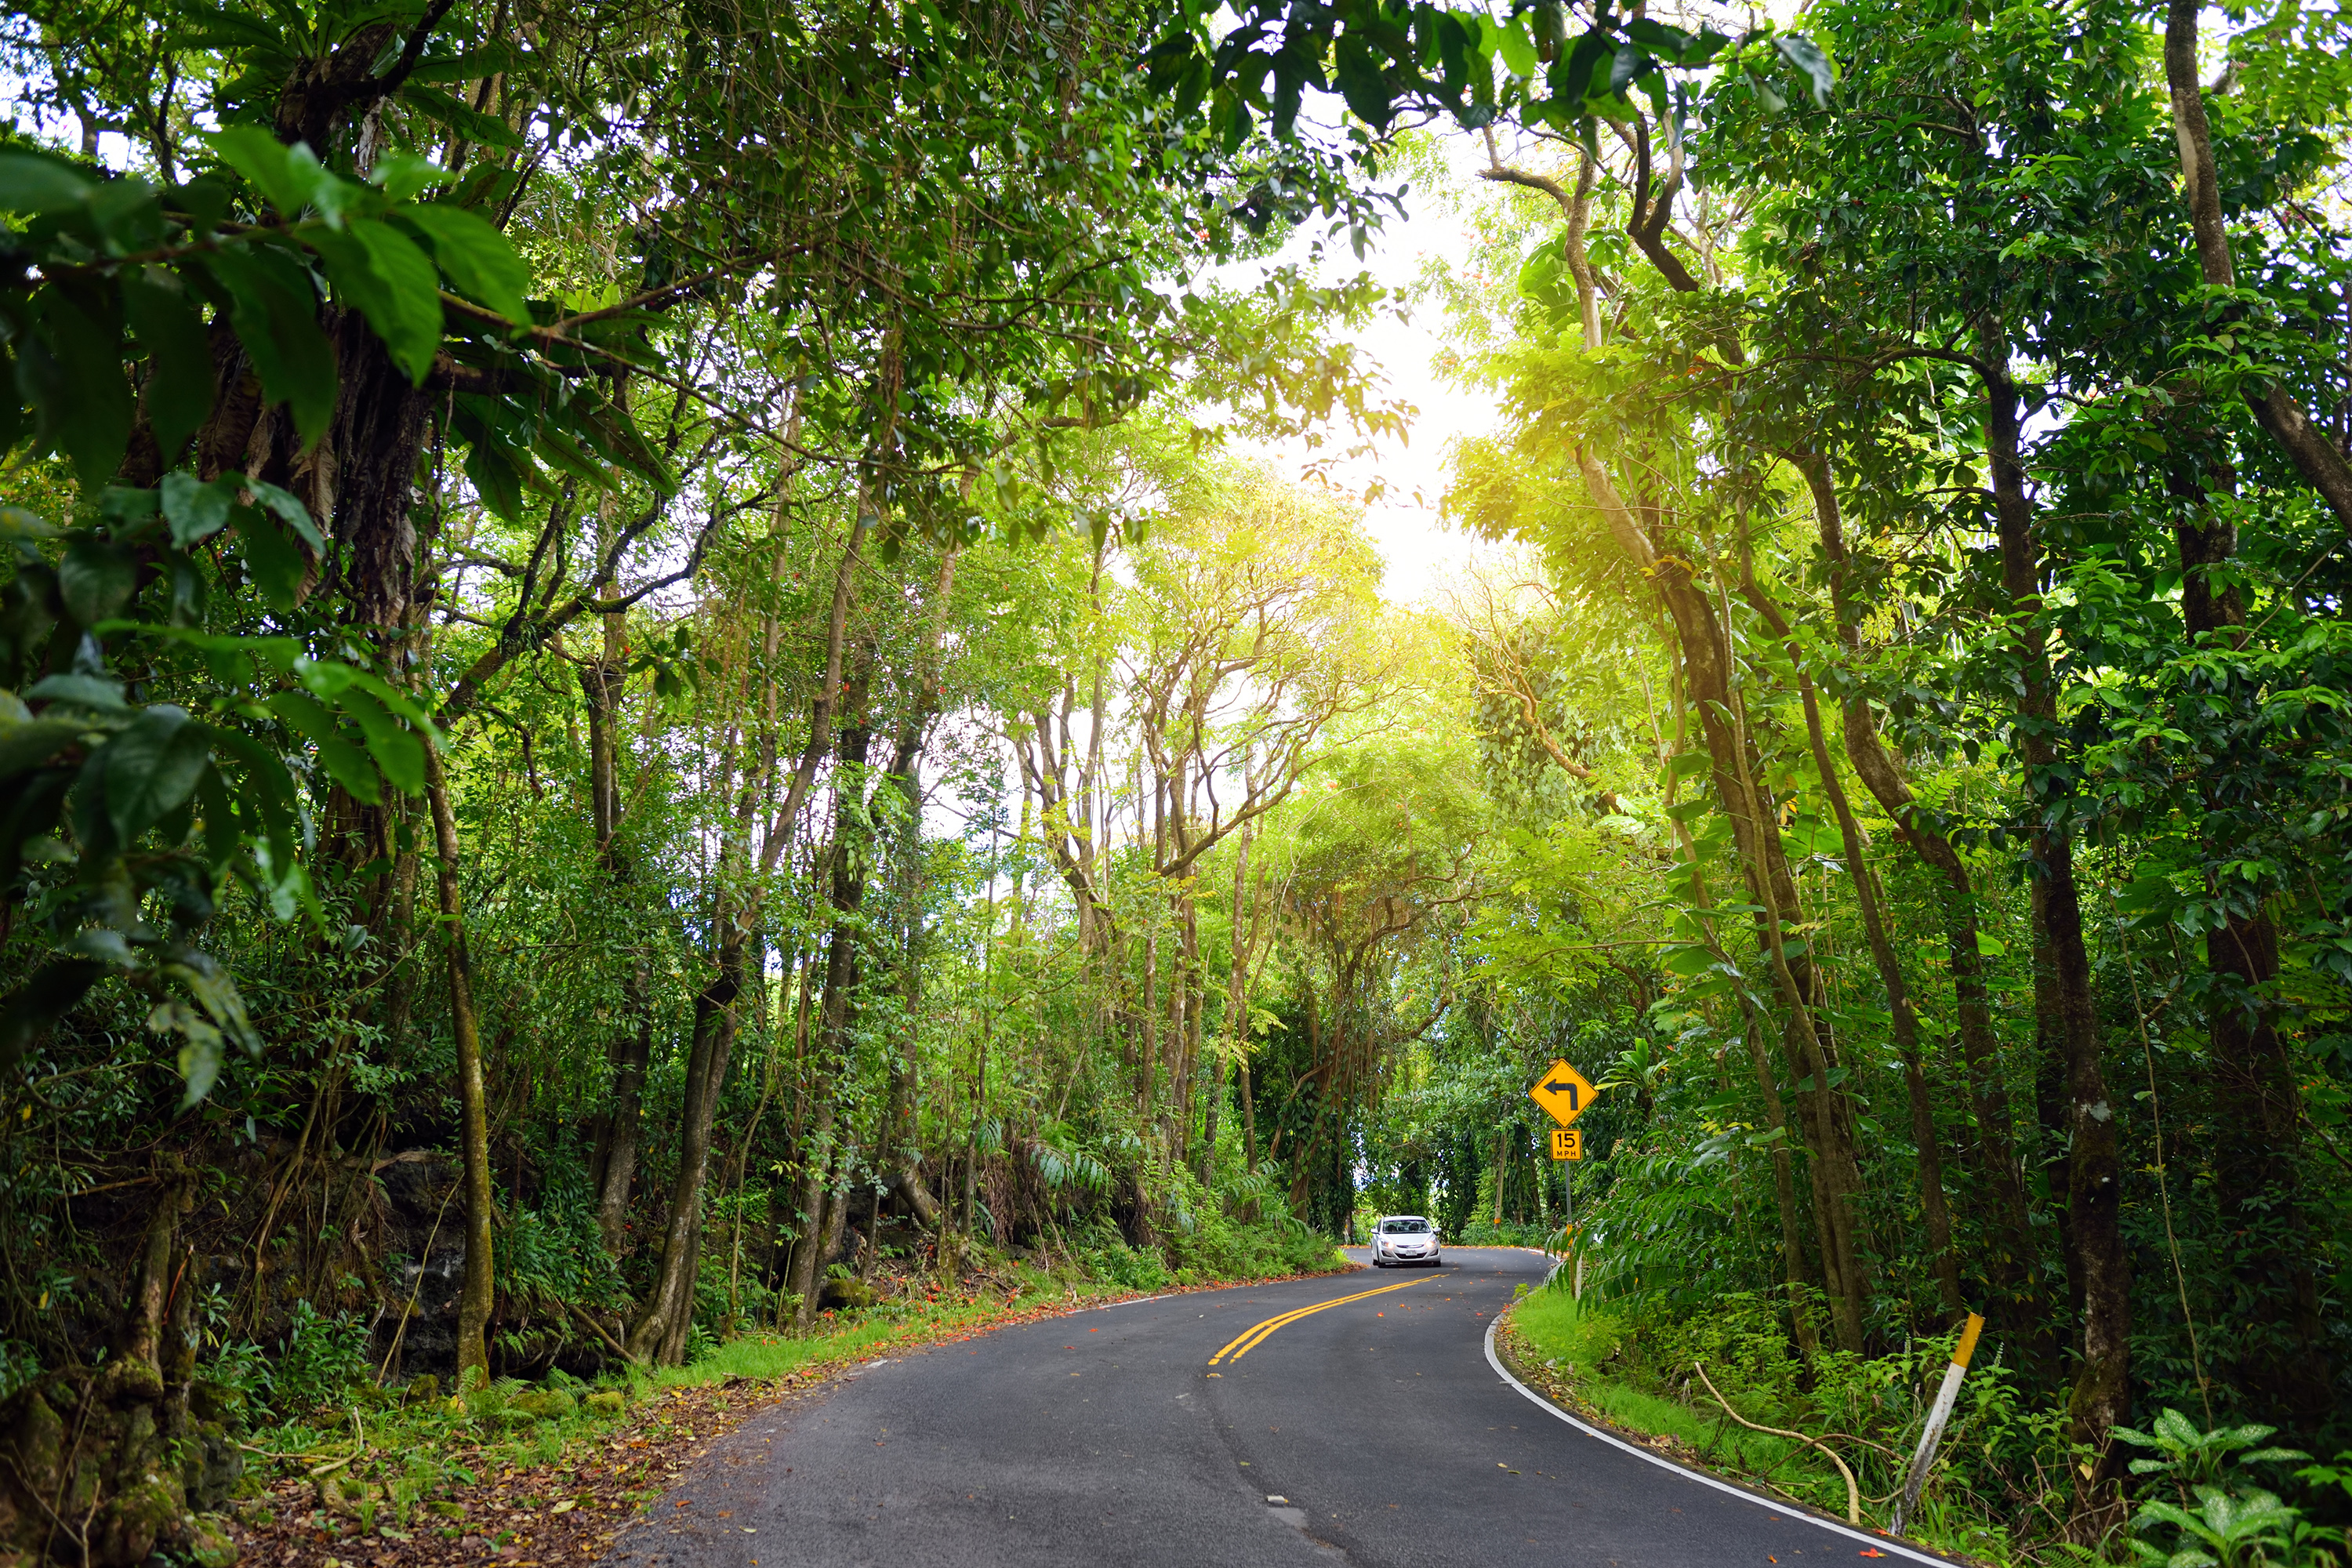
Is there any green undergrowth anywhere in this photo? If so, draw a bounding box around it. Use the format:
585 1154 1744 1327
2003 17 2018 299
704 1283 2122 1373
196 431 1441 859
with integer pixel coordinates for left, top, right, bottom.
1505 1287 2352 1567
239 1237 1352 1537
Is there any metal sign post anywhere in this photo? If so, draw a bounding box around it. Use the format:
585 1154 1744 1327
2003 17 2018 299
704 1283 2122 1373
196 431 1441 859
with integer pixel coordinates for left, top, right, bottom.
1534 1065 1597 1276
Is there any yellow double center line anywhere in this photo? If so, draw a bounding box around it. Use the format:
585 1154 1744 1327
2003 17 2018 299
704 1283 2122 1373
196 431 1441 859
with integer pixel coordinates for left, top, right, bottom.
1207 1278 1429 1365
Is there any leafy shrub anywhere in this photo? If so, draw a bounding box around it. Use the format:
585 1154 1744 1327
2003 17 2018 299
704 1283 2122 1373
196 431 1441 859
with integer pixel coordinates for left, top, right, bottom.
1069 1224 1171 1293
2118 1410 2343 1568
258 1299 372 1417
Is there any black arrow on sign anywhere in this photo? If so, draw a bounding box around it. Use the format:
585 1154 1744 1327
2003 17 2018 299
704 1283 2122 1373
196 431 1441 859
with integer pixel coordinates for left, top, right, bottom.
1543 1080 1580 1110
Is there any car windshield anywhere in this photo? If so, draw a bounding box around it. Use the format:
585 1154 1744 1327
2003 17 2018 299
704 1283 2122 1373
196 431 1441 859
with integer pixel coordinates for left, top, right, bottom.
1380 1218 1429 1234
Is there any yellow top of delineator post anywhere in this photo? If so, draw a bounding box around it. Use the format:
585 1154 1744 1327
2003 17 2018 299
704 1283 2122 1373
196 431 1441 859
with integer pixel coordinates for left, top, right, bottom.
1954 1312 1985 1368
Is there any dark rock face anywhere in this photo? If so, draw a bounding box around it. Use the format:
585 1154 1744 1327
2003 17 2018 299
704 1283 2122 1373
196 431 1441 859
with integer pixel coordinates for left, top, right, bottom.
367 1153 470 1380
183 1421 245 1512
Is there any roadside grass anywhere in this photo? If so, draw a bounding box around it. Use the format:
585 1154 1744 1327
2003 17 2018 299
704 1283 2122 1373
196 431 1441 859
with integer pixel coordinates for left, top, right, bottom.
1508 1288 1815 1481
1502 1286 2027 1566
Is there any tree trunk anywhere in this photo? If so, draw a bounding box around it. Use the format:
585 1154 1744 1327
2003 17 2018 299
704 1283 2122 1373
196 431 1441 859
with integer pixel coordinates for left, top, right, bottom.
625 924 741 1365
1584 456 1869 1349
425 742 495 1392
2164 0 2352 528
1980 342 2129 1516
2164 464 2330 1433
594 956 652 1257
1746 580 1963 1314
1799 454 2045 1334
786 667 879 1332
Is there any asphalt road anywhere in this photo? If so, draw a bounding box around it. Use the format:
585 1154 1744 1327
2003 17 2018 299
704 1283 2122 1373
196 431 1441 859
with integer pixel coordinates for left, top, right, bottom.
613 1247 1954 1568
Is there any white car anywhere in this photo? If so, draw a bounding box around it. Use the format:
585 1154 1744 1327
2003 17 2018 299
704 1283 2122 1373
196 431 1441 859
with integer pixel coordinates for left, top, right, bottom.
1370 1214 1442 1267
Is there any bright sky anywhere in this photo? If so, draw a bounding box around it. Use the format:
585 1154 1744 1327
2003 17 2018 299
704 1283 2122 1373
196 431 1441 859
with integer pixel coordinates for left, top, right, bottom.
1231 128 1514 607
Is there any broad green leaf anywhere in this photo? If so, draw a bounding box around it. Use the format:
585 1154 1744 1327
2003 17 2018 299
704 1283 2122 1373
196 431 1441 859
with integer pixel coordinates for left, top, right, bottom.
234 508 310 612
1974 931 2007 956
243 477 327 552
198 245 337 447
161 942 260 1054
120 271 218 464
0 959 107 1071
162 1002 228 1108
1773 34 1835 108
397 84 527 150
209 126 355 224
162 470 244 547
103 704 210 842
209 126 302 216
1497 18 1538 78
26 673 132 713
292 658 438 731
369 150 451 202
401 204 533 327
0 717 82 779
268 689 378 803
59 536 138 627
21 284 133 491
463 430 530 519
312 217 442 385
197 761 238 869
0 152 93 214
331 684 424 794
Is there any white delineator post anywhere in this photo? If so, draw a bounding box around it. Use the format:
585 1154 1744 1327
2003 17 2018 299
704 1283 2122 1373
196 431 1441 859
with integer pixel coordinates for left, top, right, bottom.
1892 1312 1985 1535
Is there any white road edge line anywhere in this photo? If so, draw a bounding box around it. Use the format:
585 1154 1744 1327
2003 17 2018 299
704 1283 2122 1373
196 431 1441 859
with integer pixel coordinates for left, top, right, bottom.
1482 1319 1957 1568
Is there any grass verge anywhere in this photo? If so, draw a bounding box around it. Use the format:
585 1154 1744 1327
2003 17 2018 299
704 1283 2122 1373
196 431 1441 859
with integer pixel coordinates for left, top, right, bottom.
1498 1287 1995 1566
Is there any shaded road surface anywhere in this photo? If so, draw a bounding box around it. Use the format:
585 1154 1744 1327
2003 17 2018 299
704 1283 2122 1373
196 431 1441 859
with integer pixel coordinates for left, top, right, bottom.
612 1247 1953 1568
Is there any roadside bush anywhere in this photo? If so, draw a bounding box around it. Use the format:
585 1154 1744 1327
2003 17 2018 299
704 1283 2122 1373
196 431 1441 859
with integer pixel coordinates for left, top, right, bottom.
256 1300 372 1418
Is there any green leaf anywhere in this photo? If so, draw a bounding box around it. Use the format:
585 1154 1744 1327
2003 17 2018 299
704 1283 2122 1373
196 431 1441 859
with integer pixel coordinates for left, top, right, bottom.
0 717 82 779
294 657 439 734
119 272 217 465
1552 31 1610 106
1497 17 1539 78
59 536 138 627
463 430 530 519
21 284 133 492
0 960 107 1072
311 217 443 385
0 152 93 215
1624 18 1690 56
243 477 326 552
401 204 533 327
162 470 244 548
1773 34 1835 107
1974 931 2007 956
369 149 451 202
197 762 238 869
397 84 527 150
268 689 378 803
103 704 210 842
162 942 260 1055
166 1004 228 1109
328 684 423 794
209 126 355 224
1608 42 1650 96
26 673 132 714
198 245 338 448
234 508 310 612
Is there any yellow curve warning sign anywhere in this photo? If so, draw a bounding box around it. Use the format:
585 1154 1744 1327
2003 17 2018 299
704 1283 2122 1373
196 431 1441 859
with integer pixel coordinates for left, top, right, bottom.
1529 1058 1598 1128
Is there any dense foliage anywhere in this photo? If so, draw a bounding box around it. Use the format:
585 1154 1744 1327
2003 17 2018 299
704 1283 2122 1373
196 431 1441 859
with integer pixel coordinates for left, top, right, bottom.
2 0 2349 1562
